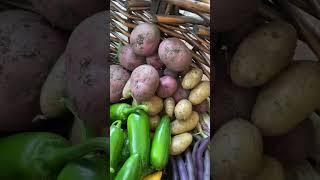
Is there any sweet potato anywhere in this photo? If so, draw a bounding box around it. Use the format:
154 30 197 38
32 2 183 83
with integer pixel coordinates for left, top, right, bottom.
130 64 160 102
30 0 106 30
0 10 67 132
130 23 160 56
110 65 130 103
158 38 192 72
40 54 68 118
119 44 145 71
65 11 108 135
156 76 178 98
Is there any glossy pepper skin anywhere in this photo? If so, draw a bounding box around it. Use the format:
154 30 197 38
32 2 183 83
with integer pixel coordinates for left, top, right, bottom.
57 155 108 180
0 132 107 180
127 109 151 168
150 115 171 170
110 120 125 173
115 154 142 180
119 132 130 166
110 103 148 124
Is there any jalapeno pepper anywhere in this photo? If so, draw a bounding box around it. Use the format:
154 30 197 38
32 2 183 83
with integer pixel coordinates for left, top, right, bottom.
127 109 150 168
110 103 148 124
0 132 107 179
119 132 130 167
110 120 125 173
150 115 171 170
115 154 142 180
57 155 107 180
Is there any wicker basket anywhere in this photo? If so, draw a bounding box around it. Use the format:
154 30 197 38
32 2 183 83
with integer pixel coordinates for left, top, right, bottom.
110 0 211 78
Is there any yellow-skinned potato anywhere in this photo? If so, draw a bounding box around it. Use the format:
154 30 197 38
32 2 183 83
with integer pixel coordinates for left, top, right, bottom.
252 61 320 136
149 115 160 131
141 96 164 116
212 119 263 180
171 111 199 135
164 97 175 118
189 81 210 105
174 99 192 120
182 67 203 89
170 133 193 155
255 156 285 180
230 21 297 87
122 78 131 99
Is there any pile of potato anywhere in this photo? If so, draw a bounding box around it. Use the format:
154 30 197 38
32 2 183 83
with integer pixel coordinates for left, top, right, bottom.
110 23 210 155
212 19 320 180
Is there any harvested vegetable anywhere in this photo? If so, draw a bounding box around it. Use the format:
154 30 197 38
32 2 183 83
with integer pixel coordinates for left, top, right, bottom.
122 78 131 99
177 155 188 180
193 100 209 114
174 99 193 120
119 44 146 71
196 138 210 180
182 67 203 89
115 154 142 180
149 115 160 131
170 133 193 155
143 171 163 180
185 149 195 180
173 83 191 103
150 115 171 170
127 110 150 168
164 97 175 118
171 111 199 135
110 121 125 173
170 157 179 180
110 103 147 123
0 132 107 179
156 76 178 98
188 81 210 105
285 160 320 180
110 65 130 103
163 68 178 78
146 53 164 70
141 96 164 116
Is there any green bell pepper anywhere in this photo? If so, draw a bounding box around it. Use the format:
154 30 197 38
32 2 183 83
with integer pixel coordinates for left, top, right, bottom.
127 109 150 168
0 132 107 179
150 115 171 170
115 154 142 180
57 154 107 180
110 120 125 173
110 103 148 124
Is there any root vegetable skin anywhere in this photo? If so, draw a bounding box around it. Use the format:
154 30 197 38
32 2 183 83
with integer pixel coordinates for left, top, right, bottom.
170 133 193 155
156 76 178 98
110 65 130 103
122 78 131 99
141 96 163 116
182 68 203 89
146 53 164 70
164 97 175 118
149 115 160 131
158 38 192 72
130 65 160 102
174 99 193 120
119 44 145 71
172 83 190 103
163 68 178 78
171 111 199 135
188 81 210 105
130 23 160 56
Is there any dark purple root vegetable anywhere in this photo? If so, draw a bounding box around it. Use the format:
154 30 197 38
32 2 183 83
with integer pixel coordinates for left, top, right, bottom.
30 0 106 30
185 148 195 180
204 149 210 180
146 53 164 70
66 11 108 136
177 155 188 180
119 44 145 71
0 10 67 132
192 139 201 177
197 138 210 180
170 157 179 180
193 100 209 113
172 83 190 103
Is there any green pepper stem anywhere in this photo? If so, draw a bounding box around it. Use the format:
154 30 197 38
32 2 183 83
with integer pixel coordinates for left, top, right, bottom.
46 137 108 169
123 105 148 115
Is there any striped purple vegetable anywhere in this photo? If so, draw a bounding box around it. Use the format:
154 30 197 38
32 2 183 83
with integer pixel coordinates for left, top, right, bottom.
192 139 201 179
197 138 210 180
204 149 210 180
185 148 195 180
176 155 188 180
170 157 179 180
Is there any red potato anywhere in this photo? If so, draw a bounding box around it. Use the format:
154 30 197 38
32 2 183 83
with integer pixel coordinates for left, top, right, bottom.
156 76 178 98
172 83 190 103
66 11 109 136
193 100 209 113
146 53 164 70
163 68 178 78
0 10 67 132
110 65 130 103
130 23 160 56
130 64 160 102
119 44 145 71
30 0 106 30
264 119 315 164
158 38 192 72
